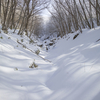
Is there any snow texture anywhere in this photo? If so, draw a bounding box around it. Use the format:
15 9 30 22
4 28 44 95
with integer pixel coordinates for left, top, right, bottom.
0 27 100 100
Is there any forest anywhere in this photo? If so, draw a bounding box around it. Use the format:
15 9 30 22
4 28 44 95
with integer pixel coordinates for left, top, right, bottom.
0 1 100 100
0 0 100 39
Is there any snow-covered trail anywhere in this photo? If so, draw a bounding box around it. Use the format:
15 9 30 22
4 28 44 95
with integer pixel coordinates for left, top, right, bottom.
0 27 100 100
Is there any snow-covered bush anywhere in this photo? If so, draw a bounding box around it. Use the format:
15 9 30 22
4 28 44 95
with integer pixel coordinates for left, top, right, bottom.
21 39 23 42
0 36 3 39
29 62 38 68
14 67 18 71
8 37 11 39
23 45 26 48
35 49 40 55
29 39 34 44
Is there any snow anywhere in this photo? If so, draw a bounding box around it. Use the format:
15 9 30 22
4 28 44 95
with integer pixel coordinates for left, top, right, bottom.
0 27 100 100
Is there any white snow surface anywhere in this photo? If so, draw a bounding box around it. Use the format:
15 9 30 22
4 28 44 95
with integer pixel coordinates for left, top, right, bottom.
0 27 100 100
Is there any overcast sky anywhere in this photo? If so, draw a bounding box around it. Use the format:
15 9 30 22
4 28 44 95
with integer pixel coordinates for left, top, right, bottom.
41 0 52 16
41 0 52 23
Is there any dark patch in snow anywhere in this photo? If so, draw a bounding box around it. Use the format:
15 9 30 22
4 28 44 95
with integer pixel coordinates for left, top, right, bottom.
73 33 79 40
96 39 100 42
37 44 43 47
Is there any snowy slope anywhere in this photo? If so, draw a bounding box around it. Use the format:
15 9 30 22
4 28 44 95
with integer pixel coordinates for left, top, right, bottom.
45 27 100 100
0 29 55 100
0 27 100 100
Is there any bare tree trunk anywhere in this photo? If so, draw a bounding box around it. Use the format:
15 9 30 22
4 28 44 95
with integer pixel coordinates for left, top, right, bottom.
74 0 85 28
59 0 82 32
79 0 91 29
88 0 100 14
24 0 31 36
6 0 13 28
83 0 94 28
10 0 17 29
88 0 94 28
96 0 100 26
2 0 10 30
13 1 25 33
0 0 1 19
73 0 79 31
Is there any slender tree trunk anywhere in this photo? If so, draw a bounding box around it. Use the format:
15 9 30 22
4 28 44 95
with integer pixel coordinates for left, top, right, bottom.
6 0 13 28
2 0 10 30
89 0 94 28
10 0 17 29
79 0 91 29
96 0 100 26
88 0 100 14
0 0 1 19
13 2 25 33
83 0 94 28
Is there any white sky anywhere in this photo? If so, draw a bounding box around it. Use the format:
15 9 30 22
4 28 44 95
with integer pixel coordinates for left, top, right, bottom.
41 5 52 23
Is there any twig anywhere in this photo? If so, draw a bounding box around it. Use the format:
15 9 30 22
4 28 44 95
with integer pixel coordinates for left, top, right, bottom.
17 41 51 63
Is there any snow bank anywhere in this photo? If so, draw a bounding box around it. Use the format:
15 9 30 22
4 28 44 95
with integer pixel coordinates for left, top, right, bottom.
45 27 100 100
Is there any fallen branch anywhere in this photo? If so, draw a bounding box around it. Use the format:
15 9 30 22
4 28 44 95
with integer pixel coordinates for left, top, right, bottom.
17 41 51 63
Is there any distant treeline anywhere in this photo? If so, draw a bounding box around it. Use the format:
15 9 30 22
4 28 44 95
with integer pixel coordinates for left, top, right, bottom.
47 0 100 37
0 0 49 38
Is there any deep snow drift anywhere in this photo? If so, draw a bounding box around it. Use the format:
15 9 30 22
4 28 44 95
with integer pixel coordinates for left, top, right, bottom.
0 27 100 100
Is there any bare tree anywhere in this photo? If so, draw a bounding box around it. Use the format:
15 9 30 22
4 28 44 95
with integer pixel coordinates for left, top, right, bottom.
0 0 1 20
17 0 50 36
79 0 91 29
96 0 100 25
0 0 50 39
88 0 94 28
2 0 10 30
